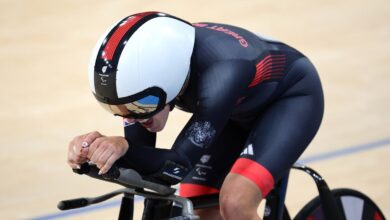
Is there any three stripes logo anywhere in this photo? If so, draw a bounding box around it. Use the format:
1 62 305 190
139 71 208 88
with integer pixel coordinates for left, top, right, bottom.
241 144 254 156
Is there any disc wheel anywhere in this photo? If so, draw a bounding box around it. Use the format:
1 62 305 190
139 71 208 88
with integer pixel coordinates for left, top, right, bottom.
294 188 385 220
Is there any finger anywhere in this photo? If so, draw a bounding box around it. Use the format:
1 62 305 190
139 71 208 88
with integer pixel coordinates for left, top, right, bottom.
68 140 75 151
95 148 114 169
67 152 81 169
83 131 104 149
79 132 102 158
69 151 88 165
90 143 108 167
91 140 109 163
68 139 82 156
99 153 118 175
72 145 77 153
69 162 81 169
69 135 86 156
79 146 89 158
69 144 86 160
87 137 105 159
68 149 76 165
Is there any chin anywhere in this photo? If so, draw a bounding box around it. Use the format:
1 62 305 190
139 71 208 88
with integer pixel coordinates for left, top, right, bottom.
152 124 167 132
147 126 161 132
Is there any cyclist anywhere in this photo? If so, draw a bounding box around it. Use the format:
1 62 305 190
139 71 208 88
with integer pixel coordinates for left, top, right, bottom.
68 11 324 220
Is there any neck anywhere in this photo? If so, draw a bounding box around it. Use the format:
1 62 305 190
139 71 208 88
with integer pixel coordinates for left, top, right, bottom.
178 71 191 96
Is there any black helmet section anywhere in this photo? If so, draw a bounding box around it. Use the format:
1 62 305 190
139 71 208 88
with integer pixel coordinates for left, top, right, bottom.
93 12 162 103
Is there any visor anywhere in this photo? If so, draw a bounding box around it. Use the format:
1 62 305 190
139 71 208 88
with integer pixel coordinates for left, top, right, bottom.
95 87 167 119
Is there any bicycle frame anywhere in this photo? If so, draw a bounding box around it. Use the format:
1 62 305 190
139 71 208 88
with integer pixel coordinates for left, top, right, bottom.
291 164 344 220
58 163 345 220
261 164 344 220
117 188 199 220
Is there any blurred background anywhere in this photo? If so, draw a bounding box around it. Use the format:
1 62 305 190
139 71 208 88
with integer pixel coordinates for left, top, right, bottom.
0 0 389 219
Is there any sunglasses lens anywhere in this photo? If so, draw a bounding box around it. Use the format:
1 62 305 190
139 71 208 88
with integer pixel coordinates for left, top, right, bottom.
98 95 162 119
124 95 160 115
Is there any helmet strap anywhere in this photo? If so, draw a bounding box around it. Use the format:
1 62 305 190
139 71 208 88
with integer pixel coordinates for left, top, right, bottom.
168 100 176 111
170 70 190 112
178 70 191 97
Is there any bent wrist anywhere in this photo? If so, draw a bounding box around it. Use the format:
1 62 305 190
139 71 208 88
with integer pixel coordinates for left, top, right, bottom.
122 137 132 157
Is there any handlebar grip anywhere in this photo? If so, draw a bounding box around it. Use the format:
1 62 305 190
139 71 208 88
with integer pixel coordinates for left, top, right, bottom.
72 163 119 178
117 169 176 195
101 165 120 179
57 198 89 210
71 164 175 195
141 181 176 196
72 163 90 174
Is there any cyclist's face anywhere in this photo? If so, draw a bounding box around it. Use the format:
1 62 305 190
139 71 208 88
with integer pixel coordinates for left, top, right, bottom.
124 104 170 132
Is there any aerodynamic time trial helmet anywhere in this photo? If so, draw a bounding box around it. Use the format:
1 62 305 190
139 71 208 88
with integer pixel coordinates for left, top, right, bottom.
88 12 195 119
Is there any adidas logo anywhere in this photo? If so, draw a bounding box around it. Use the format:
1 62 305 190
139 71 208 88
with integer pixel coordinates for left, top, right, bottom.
241 144 254 156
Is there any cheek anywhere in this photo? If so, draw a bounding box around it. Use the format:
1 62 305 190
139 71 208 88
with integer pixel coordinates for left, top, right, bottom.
153 117 167 131
150 105 170 131
154 119 163 129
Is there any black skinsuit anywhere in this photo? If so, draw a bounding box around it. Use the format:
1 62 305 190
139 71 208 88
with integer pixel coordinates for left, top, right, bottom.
118 22 324 197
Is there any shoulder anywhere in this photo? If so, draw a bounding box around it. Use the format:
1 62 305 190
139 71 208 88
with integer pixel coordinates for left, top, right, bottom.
193 22 263 48
191 59 255 99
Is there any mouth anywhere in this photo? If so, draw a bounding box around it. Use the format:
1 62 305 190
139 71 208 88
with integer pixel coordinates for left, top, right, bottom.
140 118 153 127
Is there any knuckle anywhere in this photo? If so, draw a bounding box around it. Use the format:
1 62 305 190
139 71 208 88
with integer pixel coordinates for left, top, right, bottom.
90 158 97 165
75 135 84 142
104 141 113 149
104 161 113 169
67 159 74 165
68 151 74 158
74 156 83 163
96 157 104 165
112 151 121 157
92 131 101 137
95 137 104 143
106 142 114 149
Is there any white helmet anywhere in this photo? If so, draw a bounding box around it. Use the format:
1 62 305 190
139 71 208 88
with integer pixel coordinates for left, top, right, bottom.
88 12 195 119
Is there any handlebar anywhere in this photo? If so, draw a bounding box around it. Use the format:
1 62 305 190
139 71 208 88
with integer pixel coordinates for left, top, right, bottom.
58 188 130 210
58 164 199 219
58 163 176 211
74 163 176 196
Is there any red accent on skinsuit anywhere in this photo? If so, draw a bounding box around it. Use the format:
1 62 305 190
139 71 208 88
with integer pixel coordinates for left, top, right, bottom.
230 158 275 197
249 54 286 87
374 211 383 220
179 183 220 197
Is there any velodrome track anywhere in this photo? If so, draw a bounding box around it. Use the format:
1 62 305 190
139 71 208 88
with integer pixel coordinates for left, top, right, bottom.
0 0 389 219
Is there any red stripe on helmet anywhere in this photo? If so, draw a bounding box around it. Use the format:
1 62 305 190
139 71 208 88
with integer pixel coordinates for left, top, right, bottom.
102 12 156 61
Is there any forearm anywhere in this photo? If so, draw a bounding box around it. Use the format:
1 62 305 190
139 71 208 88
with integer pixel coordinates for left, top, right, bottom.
116 143 191 185
124 122 156 147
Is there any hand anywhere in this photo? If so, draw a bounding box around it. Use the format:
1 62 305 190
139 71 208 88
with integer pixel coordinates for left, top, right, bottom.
67 131 103 169
87 136 129 174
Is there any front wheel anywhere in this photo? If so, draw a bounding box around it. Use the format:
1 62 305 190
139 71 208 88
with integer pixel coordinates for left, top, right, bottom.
294 188 385 220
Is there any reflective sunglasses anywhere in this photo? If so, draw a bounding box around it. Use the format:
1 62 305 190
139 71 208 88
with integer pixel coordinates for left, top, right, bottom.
95 87 167 119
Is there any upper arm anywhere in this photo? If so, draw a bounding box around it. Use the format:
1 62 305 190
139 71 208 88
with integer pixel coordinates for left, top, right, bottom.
195 59 255 129
172 59 255 164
